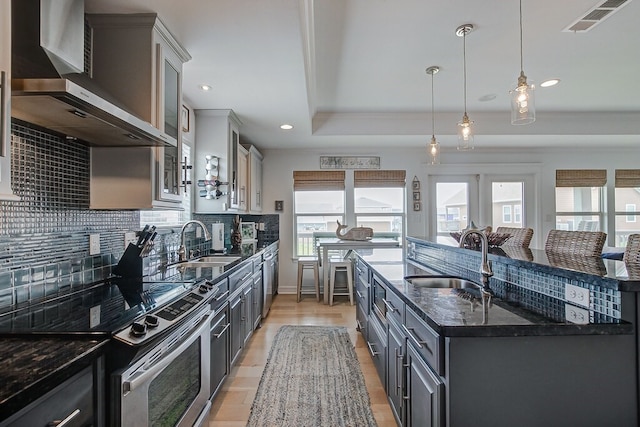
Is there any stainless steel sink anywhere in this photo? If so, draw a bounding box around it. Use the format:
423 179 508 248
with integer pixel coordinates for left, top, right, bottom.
179 256 242 268
196 256 242 263
404 276 482 290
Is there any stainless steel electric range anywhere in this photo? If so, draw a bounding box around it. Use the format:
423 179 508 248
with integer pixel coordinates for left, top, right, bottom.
0 274 226 427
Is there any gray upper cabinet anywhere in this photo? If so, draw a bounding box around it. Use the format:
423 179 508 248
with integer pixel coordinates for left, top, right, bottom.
0 1 18 201
194 109 241 213
87 13 191 209
247 145 263 213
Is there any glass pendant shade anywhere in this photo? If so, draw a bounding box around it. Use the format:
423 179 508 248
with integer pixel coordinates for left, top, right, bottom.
510 72 535 124
428 136 440 164
457 113 474 150
511 0 535 125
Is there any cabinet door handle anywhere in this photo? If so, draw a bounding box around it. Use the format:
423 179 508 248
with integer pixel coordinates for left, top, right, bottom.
213 290 230 301
213 322 230 338
47 409 81 426
366 341 379 357
395 348 403 392
356 290 363 299
356 319 363 331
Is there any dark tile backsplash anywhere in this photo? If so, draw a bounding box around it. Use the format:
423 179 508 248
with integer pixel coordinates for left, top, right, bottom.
0 120 279 310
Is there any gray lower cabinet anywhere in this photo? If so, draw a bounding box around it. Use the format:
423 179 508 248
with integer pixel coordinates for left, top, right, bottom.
1 356 105 427
210 305 230 399
355 259 369 340
405 342 444 427
242 283 253 345
367 315 387 389
229 292 243 366
251 271 262 330
387 319 405 426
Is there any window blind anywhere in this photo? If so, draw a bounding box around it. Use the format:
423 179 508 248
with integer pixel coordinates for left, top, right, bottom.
354 170 406 188
615 169 640 188
293 170 345 191
555 169 606 187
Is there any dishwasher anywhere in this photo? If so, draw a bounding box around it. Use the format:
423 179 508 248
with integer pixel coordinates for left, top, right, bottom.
262 245 277 317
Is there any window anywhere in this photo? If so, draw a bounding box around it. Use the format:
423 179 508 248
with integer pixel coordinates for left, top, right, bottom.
614 170 640 246
435 181 470 244
354 170 405 243
293 171 345 257
555 169 606 232
492 181 523 227
502 205 512 223
626 204 636 223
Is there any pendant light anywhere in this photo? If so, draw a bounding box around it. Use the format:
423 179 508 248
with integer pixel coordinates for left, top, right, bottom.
456 24 474 150
426 66 440 165
510 0 535 125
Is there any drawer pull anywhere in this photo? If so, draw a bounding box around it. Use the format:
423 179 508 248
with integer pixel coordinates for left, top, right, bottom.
356 290 363 299
213 290 229 301
402 324 428 349
47 409 80 427
356 319 363 331
366 341 379 357
383 298 398 313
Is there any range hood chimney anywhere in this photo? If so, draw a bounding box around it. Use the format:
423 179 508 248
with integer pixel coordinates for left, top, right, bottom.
11 0 177 148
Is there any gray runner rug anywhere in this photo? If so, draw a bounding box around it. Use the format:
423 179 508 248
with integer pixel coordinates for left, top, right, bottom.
246 325 378 427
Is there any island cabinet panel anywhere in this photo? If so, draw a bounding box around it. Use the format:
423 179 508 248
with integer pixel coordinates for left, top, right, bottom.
405 343 443 427
445 334 638 427
387 319 405 426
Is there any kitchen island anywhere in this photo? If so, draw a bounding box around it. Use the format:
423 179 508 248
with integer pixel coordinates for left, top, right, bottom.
355 237 638 427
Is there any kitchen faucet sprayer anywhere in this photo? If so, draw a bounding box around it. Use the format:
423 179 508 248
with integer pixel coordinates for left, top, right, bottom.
459 225 494 323
178 220 212 262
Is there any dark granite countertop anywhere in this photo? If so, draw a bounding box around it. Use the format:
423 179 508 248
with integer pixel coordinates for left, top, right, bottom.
407 236 640 291
0 337 108 421
356 247 633 338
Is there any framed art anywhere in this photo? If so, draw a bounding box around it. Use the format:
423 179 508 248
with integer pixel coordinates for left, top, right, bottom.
275 200 284 211
413 192 421 201
181 105 190 132
412 178 420 191
413 202 421 211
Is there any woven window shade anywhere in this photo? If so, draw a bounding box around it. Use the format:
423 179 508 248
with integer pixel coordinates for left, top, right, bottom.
615 170 640 188
556 169 606 187
354 170 406 188
293 170 345 191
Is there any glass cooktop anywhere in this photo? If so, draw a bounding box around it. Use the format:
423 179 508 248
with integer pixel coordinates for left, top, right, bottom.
0 278 196 336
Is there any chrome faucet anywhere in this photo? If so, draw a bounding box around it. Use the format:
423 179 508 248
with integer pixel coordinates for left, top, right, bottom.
459 226 493 290
178 220 212 262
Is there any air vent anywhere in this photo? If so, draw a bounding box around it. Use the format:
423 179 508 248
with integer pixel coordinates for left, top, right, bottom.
563 0 631 32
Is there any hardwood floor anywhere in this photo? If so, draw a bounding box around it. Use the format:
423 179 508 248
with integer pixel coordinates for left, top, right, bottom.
206 293 397 427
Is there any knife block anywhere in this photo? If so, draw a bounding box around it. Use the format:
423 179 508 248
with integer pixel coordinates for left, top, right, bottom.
113 243 143 278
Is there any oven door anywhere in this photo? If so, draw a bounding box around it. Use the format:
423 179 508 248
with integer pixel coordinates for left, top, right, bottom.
113 308 211 427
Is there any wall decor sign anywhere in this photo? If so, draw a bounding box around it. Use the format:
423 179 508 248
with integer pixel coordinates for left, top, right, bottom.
275 200 284 211
320 156 380 169
413 202 421 211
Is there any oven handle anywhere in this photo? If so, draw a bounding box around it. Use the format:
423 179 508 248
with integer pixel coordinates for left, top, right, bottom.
124 311 211 393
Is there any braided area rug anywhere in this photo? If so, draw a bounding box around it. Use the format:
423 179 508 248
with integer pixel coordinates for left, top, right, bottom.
246 325 377 427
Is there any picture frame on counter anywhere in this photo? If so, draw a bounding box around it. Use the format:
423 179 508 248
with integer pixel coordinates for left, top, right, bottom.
181 105 190 132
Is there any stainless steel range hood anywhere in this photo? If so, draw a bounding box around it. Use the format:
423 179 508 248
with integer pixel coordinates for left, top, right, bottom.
11 0 177 148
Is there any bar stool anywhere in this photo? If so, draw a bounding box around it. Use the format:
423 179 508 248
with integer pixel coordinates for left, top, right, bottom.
297 257 320 302
329 259 353 306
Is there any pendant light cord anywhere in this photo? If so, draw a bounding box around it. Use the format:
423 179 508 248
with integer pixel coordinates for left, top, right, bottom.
431 72 435 138
463 29 468 115
519 0 524 74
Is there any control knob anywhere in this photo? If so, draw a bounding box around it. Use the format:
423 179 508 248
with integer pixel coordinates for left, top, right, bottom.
144 315 159 329
130 321 147 337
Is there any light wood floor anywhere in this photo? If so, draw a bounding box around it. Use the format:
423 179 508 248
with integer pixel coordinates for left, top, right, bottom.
206 293 397 427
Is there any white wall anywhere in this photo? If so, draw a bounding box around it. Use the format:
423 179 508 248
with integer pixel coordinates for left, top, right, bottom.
260 146 640 293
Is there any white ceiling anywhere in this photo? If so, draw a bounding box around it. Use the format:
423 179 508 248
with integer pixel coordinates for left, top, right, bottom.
85 0 640 151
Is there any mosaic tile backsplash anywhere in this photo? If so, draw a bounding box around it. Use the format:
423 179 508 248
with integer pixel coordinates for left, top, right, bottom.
0 121 279 311
407 240 622 322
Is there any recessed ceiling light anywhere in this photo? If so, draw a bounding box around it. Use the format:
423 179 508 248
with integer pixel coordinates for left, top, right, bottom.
199 84 212 91
540 79 560 88
280 124 293 130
